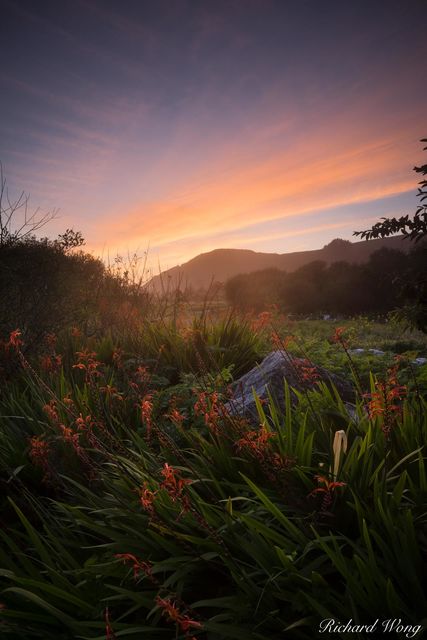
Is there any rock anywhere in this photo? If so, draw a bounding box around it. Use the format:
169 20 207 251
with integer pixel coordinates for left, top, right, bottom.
368 348 385 356
225 350 354 423
349 348 365 355
412 357 427 366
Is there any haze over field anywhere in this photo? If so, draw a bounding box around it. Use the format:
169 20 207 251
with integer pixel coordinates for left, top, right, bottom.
1 0 426 272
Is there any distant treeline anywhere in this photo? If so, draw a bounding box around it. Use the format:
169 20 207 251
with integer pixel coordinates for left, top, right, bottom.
225 244 427 316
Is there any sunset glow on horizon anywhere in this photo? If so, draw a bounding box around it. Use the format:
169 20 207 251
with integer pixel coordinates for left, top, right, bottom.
1 0 425 273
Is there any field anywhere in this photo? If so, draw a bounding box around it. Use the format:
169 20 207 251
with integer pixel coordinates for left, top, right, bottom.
0 312 426 639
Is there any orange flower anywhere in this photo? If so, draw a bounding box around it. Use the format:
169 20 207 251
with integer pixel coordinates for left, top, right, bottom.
112 348 123 369
8 329 23 349
62 394 74 407
363 375 407 437
194 391 221 434
135 365 151 384
115 553 153 580
294 358 320 383
331 326 349 348
100 384 123 402
75 413 95 434
139 394 153 439
40 354 62 373
168 408 185 427
271 332 294 350
309 475 346 496
139 483 157 513
160 463 191 509
43 400 59 424
72 350 101 380
252 311 272 332
156 596 203 635
59 425 81 453
29 436 51 480
235 427 274 454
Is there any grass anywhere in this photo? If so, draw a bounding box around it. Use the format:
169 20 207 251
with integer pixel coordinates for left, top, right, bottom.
0 313 426 639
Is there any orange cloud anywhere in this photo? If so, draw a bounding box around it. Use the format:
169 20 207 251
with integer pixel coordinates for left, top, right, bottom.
92 130 416 260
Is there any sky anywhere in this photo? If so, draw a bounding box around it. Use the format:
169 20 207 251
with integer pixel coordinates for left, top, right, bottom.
0 0 426 274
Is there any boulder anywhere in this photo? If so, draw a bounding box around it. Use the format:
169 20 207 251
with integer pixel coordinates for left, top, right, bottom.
225 350 354 423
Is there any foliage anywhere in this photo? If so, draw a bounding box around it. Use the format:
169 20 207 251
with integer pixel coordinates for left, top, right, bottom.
0 321 426 639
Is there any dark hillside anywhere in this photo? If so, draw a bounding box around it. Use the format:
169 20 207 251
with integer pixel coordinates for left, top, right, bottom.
149 236 410 291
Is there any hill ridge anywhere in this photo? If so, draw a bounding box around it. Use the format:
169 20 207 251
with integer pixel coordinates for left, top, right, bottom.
149 236 410 291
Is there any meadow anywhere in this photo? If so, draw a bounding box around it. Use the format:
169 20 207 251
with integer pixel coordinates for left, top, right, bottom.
0 308 426 639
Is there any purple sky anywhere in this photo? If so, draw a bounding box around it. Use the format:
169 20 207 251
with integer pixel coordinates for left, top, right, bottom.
1 0 426 273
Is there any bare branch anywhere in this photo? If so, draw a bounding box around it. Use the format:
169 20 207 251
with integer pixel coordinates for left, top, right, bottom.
0 164 59 246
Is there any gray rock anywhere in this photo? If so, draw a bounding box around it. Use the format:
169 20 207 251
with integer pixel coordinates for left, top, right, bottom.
368 348 385 356
225 350 354 423
412 357 427 366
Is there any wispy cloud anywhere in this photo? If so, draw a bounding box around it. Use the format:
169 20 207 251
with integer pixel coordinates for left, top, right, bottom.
93 127 418 253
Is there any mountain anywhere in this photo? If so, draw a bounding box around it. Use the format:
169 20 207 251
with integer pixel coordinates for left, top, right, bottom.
148 236 412 291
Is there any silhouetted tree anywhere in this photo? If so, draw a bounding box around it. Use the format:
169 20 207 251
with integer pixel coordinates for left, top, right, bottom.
280 261 327 314
355 138 427 242
224 249 421 319
354 139 427 330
